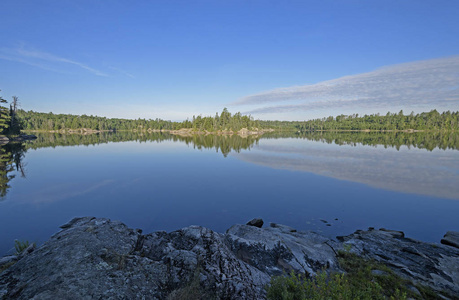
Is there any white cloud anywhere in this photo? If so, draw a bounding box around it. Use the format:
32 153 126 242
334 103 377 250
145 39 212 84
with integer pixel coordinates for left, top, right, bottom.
234 56 459 116
0 45 108 77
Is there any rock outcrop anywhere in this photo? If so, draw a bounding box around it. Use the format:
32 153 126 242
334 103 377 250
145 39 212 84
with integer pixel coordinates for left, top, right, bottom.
1 218 458 299
441 231 459 249
339 228 459 296
226 223 341 277
0 217 269 299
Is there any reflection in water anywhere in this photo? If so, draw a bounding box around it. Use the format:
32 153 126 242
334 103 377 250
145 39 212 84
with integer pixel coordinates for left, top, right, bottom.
6 131 459 200
0 143 26 198
26 130 459 152
234 138 459 200
263 131 459 151
25 132 261 157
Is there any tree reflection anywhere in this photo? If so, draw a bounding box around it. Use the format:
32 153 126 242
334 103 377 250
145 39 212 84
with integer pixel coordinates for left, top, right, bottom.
0 143 26 199
24 131 262 157
262 131 459 151
4 130 456 198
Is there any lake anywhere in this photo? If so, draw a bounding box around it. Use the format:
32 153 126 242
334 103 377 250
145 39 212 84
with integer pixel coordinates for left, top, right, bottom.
0 131 458 255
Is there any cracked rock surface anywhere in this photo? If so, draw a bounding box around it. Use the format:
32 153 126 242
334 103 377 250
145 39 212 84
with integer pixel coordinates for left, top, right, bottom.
339 229 459 296
1 217 458 299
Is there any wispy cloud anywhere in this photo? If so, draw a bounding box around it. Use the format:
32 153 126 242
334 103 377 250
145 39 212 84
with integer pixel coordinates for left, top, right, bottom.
234 56 459 115
0 45 108 76
108 66 135 79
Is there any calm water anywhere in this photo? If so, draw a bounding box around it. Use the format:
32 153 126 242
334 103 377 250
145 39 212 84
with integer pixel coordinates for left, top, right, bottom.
0 132 458 255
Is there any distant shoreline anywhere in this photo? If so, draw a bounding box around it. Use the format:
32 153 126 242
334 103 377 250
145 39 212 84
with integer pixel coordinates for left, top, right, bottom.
24 128 276 136
23 128 458 134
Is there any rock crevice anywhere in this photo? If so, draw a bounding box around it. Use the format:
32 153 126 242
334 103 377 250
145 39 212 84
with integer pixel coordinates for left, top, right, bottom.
0 218 458 299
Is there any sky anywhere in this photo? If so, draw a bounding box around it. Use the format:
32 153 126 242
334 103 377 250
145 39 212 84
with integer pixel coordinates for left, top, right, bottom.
0 0 458 121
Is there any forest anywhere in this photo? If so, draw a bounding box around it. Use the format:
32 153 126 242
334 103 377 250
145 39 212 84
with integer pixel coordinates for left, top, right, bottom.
292 110 459 132
1 91 457 135
16 108 261 132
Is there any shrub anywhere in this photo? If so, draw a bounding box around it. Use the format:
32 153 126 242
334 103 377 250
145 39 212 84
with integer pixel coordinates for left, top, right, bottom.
14 240 34 255
266 270 388 300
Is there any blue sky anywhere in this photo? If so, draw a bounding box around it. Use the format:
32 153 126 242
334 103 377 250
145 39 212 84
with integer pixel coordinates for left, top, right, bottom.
1 0 458 121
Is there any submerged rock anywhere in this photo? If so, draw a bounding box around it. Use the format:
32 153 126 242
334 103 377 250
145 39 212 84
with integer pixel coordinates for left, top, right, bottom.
0 218 458 299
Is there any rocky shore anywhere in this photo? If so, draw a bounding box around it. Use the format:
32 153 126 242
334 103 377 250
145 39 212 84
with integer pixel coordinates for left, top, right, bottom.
0 134 37 144
0 217 458 299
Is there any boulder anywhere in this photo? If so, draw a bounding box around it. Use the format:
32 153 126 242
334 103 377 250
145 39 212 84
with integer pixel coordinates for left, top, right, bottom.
246 218 264 228
441 231 459 249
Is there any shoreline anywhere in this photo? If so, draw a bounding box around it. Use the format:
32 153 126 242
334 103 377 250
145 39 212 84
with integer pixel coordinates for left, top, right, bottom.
24 128 276 137
0 134 37 145
1 217 458 299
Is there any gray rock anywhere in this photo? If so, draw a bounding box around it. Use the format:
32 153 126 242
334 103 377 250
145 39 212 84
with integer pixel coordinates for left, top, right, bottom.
371 269 388 276
246 218 264 228
1 218 458 299
226 223 341 277
379 228 405 238
441 231 459 249
0 217 268 300
0 256 17 269
17 243 35 259
340 228 459 296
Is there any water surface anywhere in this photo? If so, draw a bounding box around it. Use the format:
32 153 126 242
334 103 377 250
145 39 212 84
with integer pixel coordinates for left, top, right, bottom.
0 131 458 255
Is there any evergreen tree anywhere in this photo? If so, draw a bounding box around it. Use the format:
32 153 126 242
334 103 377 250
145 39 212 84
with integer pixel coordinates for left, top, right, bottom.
0 91 10 134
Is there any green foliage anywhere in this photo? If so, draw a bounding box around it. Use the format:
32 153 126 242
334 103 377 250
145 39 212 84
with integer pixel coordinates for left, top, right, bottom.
14 240 34 255
16 108 262 132
267 270 389 300
292 110 459 132
0 90 11 134
7 96 22 135
266 252 454 300
16 107 458 133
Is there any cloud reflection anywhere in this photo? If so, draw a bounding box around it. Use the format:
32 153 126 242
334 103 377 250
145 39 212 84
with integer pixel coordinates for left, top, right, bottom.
14 179 115 204
233 139 459 200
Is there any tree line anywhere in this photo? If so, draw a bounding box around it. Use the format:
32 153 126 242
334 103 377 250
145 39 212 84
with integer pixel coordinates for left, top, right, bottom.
0 91 22 136
293 110 459 132
16 108 262 132
2 88 458 134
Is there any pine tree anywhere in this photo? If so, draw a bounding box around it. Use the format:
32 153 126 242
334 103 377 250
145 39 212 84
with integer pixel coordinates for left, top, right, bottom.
0 91 10 134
